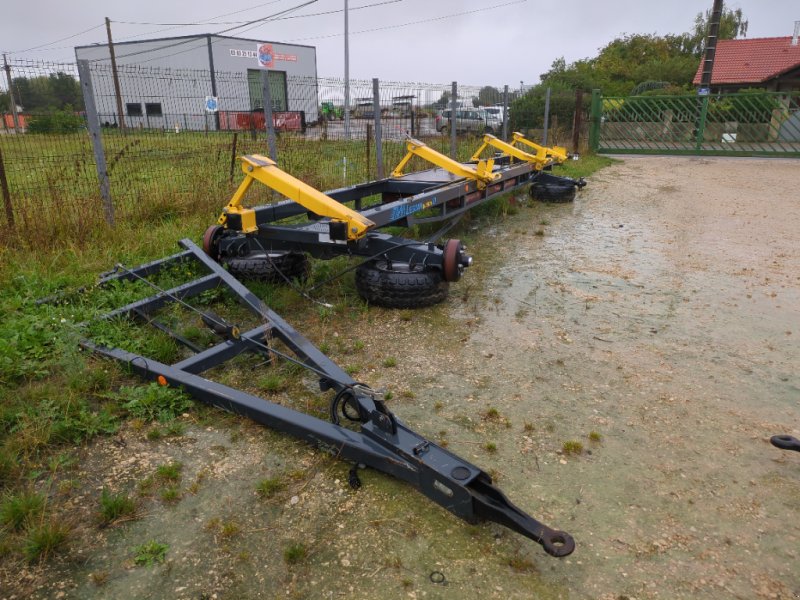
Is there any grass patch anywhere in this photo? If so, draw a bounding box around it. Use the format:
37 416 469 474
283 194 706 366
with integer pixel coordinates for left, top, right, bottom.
0 491 45 531
256 477 286 499
132 540 169 566
562 440 584 455
23 520 69 562
98 489 136 524
155 462 183 482
283 542 307 564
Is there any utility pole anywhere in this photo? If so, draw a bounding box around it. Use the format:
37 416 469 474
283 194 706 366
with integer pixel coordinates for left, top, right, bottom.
105 17 125 129
343 0 350 139
2 54 20 133
699 0 724 91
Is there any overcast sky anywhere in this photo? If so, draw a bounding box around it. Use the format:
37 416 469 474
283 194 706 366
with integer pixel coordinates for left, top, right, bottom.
2 0 798 86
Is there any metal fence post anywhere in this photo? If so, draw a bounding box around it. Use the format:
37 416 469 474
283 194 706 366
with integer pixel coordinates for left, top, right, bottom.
589 89 602 153
450 81 457 159
77 60 115 226
261 70 277 161
502 84 509 141
373 78 383 179
695 95 710 152
543 86 551 146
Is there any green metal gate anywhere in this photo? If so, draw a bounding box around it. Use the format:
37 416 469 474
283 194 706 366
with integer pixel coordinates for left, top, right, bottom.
589 89 800 157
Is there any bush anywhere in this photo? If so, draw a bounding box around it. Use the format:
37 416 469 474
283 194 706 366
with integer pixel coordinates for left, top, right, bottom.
27 108 85 134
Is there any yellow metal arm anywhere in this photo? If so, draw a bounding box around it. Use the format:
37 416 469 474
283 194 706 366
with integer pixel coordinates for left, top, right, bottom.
218 155 375 240
391 138 501 188
470 134 550 170
511 132 568 165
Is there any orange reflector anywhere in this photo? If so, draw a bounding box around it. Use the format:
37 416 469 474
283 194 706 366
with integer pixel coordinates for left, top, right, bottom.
157 375 168 386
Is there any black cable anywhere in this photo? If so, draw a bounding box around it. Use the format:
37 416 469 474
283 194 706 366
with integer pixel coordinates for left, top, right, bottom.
288 0 526 42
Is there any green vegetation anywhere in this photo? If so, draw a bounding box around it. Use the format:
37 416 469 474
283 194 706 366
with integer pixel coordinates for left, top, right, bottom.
23 520 69 562
511 7 749 132
0 490 45 530
283 542 307 564
132 540 169 566
98 488 136 524
256 476 286 499
562 440 584 455
588 431 603 442
155 462 183 483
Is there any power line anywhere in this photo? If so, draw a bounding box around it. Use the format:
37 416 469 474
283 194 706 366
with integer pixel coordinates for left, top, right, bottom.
100 0 318 66
105 0 289 45
288 0 527 41
7 23 105 54
115 0 403 27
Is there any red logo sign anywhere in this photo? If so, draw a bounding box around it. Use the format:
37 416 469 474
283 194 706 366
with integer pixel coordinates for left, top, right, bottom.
257 44 274 68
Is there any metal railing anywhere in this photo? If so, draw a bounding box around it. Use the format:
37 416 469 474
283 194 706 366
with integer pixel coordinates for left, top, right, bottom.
589 89 800 156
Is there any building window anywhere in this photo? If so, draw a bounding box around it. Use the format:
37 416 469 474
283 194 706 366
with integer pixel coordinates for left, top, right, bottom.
145 103 163 117
126 103 143 117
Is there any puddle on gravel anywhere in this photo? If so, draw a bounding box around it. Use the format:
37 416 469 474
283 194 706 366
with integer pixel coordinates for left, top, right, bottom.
426 158 800 598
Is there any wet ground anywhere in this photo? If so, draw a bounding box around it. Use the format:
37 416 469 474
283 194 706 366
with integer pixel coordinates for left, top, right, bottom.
7 156 800 599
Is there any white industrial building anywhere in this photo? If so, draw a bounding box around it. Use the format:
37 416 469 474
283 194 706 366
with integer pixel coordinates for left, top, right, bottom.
75 34 319 129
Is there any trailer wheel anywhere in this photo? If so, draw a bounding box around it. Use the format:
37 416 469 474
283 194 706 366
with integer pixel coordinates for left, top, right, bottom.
355 260 448 308
528 174 578 203
202 225 224 261
226 252 310 283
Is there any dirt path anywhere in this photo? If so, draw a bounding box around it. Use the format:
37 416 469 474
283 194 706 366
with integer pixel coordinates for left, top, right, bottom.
8 156 799 600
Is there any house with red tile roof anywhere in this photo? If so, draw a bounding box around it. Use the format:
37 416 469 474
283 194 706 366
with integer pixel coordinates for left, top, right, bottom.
693 36 800 92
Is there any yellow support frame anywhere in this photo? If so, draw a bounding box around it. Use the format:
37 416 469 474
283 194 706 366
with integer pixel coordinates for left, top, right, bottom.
510 132 569 165
470 134 550 170
218 154 375 241
391 138 501 188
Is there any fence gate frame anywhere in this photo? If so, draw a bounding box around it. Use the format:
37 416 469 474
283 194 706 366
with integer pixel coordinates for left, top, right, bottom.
589 88 800 158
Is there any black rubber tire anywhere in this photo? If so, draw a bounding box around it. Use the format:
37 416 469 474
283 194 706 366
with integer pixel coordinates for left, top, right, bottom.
529 174 578 203
226 252 309 283
355 261 448 309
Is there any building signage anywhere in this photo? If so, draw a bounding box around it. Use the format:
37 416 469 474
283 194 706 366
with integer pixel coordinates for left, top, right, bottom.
205 96 219 113
229 49 258 59
228 45 298 66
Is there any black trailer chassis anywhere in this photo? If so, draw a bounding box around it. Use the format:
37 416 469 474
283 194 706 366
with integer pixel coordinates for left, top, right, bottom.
83 239 575 557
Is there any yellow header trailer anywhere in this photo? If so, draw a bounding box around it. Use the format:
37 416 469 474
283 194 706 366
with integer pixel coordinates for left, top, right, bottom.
510 132 569 165
391 138 501 189
218 154 375 241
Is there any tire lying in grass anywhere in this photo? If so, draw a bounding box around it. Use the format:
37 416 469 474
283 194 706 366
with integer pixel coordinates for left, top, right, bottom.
528 173 586 204
355 260 448 309
226 252 310 283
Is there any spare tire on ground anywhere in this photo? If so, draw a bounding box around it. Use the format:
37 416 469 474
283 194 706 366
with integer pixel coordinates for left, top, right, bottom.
226 251 310 283
528 173 586 203
355 260 448 309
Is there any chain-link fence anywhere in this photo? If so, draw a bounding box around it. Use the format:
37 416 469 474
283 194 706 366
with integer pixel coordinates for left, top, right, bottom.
0 59 533 247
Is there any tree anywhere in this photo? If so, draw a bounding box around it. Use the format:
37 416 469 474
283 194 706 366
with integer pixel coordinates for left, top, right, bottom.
474 86 502 107
683 7 748 55
432 90 451 109
533 8 749 97
9 72 82 112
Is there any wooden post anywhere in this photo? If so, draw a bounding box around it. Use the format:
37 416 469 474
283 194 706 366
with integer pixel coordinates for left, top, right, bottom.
229 132 239 184
572 89 584 154
0 146 14 227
